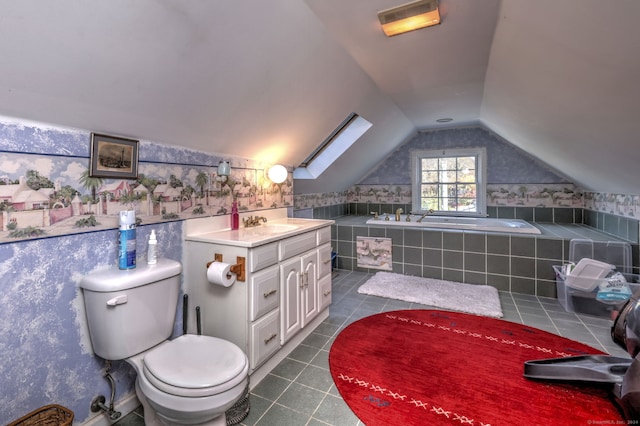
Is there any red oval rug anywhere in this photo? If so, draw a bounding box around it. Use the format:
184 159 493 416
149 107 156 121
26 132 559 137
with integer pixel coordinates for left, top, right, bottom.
329 310 625 425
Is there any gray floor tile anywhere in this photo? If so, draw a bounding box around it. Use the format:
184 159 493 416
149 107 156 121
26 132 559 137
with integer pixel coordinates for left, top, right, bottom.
313 394 362 426
240 394 271 426
310 349 330 370
116 268 631 426
288 344 321 363
276 382 325 416
296 364 335 393
255 403 311 426
251 374 291 401
270 357 307 381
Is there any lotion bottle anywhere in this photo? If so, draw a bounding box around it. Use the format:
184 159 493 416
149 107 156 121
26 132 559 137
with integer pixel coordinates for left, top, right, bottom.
147 229 157 265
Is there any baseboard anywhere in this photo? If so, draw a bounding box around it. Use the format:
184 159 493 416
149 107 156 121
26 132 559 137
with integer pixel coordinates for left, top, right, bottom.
81 393 140 426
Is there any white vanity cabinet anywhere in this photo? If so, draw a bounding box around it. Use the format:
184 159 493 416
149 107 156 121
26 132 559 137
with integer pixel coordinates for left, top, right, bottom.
183 240 281 372
184 218 333 384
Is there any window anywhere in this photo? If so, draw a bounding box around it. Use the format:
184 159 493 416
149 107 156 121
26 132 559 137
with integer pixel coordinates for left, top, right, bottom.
293 113 372 179
411 148 486 216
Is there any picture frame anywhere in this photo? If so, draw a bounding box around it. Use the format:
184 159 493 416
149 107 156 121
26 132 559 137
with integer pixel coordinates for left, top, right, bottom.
89 133 139 179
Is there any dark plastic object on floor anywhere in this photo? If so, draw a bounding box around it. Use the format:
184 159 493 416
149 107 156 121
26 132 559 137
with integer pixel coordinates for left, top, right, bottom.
525 288 640 421
524 355 631 383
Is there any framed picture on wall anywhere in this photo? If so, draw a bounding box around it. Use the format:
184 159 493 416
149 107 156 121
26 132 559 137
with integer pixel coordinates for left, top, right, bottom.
89 133 139 179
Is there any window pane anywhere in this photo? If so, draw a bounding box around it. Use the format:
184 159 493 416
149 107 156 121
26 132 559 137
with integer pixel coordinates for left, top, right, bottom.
457 198 477 212
421 184 438 197
439 157 456 170
422 158 438 170
457 183 475 197
459 170 476 182
457 157 475 171
421 198 439 211
440 170 457 183
421 171 438 182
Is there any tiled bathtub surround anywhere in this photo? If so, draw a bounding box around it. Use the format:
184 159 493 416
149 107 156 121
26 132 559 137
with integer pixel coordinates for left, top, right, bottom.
330 216 640 298
296 201 640 244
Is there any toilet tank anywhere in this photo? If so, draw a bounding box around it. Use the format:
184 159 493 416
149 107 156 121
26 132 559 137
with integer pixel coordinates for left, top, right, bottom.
80 258 182 360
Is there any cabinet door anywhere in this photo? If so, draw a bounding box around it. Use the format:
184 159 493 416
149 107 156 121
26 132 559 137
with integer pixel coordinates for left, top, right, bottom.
301 250 319 327
280 256 302 345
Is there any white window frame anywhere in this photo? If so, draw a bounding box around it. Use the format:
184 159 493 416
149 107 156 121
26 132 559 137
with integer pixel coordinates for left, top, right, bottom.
411 148 486 217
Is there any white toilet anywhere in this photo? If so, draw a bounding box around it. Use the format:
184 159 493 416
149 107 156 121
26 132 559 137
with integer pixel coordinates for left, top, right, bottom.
80 258 249 426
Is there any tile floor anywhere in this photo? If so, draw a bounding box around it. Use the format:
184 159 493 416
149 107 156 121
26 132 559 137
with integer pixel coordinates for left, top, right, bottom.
115 269 629 426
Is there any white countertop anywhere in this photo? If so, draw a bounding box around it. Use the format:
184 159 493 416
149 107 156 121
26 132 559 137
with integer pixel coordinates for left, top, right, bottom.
185 217 334 248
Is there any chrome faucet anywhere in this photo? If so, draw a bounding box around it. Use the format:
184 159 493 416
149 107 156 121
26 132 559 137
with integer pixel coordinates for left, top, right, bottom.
416 209 434 222
395 208 403 221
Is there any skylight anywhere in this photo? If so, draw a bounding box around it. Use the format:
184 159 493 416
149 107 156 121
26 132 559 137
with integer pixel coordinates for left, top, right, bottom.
293 113 372 179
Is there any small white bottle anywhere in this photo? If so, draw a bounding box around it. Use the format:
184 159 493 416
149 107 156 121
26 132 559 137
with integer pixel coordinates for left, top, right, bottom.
147 229 157 265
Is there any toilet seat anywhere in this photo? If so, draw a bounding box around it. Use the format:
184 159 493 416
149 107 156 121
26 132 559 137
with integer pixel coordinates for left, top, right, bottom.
143 334 248 398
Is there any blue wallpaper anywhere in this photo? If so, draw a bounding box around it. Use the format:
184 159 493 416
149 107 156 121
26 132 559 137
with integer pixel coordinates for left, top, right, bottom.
358 126 570 185
0 224 182 424
0 116 275 424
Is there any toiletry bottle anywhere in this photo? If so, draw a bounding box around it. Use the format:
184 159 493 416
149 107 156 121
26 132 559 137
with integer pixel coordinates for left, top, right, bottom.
118 210 136 269
231 201 239 230
147 229 157 265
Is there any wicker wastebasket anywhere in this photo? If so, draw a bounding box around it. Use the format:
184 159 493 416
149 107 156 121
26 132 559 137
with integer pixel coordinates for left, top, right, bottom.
8 404 74 426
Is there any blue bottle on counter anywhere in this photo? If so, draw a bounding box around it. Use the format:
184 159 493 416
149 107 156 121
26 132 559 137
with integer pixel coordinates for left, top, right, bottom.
119 210 136 269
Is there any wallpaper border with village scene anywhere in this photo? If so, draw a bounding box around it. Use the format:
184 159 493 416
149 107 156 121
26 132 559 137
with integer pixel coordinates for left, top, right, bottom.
0 117 292 244
294 186 640 219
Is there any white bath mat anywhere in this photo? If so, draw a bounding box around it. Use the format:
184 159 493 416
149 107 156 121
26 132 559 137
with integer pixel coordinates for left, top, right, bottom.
358 272 503 318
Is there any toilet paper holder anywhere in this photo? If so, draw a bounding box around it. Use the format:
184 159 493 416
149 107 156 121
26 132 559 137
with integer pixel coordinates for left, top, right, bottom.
206 254 246 282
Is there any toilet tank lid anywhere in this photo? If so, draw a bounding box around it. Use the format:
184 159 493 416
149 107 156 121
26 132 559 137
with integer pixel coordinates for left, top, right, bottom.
79 258 182 292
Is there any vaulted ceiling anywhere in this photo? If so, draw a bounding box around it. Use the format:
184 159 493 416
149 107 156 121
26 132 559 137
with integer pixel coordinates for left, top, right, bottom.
1 1 638 195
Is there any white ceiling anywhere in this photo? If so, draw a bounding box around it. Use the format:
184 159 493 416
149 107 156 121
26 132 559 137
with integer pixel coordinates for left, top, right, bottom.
1 1 639 195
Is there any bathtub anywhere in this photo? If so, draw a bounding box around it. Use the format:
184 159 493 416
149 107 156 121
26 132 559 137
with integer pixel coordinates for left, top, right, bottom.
365 215 541 234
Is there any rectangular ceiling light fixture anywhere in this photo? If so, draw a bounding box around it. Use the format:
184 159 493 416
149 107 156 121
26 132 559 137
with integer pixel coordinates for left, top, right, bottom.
378 0 440 37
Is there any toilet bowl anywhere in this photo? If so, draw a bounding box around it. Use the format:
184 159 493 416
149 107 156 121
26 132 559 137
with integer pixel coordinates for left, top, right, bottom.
129 335 249 426
79 259 250 425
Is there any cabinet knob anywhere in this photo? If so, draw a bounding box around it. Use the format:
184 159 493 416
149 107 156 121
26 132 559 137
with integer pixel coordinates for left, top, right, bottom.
263 289 277 298
323 290 332 297
264 333 277 344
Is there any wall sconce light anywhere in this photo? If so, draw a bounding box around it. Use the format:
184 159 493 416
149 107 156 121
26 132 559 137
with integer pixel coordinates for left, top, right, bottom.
267 164 288 184
378 0 440 37
217 161 230 182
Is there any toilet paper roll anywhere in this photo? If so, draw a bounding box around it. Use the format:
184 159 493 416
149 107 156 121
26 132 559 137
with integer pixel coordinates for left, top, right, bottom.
206 262 236 287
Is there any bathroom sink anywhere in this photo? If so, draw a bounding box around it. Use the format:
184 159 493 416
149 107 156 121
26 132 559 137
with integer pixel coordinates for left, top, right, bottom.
239 223 300 237
256 224 299 233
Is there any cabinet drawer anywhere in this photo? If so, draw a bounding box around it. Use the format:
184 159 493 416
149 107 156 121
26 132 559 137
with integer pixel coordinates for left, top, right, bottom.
250 265 279 321
250 309 280 370
249 242 279 272
318 274 332 312
317 226 331 246
279 231 316 260
317 243 332 279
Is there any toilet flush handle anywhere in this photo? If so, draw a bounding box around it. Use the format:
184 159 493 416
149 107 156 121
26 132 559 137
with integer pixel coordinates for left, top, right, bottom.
106 295 128 307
